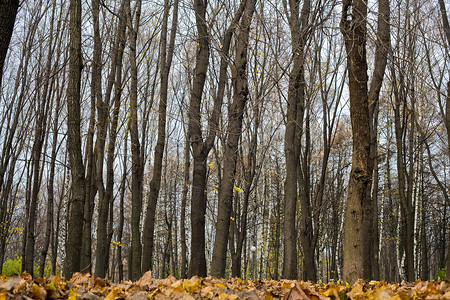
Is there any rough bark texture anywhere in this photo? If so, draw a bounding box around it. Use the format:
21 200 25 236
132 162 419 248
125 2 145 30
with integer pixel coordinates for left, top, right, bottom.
438 0 450 281
187 0 210 277
95 0 126 278
64 0 86 278
340 0 371 283
283 0 310 280
211 0 256 279
126 0 143 280
142 0 179 273
366 0 390 279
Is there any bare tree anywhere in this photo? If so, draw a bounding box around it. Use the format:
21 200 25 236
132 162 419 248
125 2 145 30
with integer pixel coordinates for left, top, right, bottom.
211 0 257 278
340 0 371 283
64 0 86 278
142 0 179 273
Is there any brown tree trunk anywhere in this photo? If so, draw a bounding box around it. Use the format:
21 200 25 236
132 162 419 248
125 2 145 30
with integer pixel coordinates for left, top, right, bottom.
437 0 450 280
187 0 210 277
211 0 256 278
180 139 189 278
64 0 86 278
340 0 371 283
125 0 143 280
142 0 179 273
282 0 310 280
95 0 127 278
366 0 390 279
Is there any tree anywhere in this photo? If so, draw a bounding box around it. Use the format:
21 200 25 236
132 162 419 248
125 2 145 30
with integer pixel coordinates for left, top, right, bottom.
437 0 450 281
142 0 179 273
125 0 143 281
211 0 257 279
340 0 371 283
95 0 127 278
282 0 311 280
64 0 86 278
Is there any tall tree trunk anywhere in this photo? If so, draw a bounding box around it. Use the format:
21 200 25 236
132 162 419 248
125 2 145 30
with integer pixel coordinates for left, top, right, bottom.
437 0 450 280
211 0 256 279
340 0 371 283
366 0 390 279
282 0 311 280
95 0 127 278
125 0 143 281
64 0 86 278
180 138 189 278
142 0 179 273
187 0 210 277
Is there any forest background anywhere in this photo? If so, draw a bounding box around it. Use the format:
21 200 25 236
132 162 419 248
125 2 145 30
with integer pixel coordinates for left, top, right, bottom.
0 0 449 285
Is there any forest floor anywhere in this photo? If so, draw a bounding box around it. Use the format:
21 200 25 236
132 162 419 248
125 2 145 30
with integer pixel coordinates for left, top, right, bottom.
0 271 449 299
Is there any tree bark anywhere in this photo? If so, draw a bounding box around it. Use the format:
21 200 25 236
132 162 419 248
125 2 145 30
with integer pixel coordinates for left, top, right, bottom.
211 0 256 279
125 0 143 280
365 0 390 279
95 0 127 278
340 0 371 283
187 0 210 277
180 139 189 278
142 0 179 273
64 0 86 278
282 0 311 280
437 0 450 281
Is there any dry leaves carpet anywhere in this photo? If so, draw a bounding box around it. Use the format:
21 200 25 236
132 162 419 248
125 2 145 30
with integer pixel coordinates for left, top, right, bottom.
0 271 449 299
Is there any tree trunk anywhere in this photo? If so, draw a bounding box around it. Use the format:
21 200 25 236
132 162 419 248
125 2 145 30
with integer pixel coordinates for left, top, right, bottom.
125 0 143 281
211 0 256 278
340 0 371 283
180 139 189 278
366 0 390 279
142 0 179 273
437 0 450 281
187 0 210 277
95 0 126 278
64 0 86 278
282 0 311 280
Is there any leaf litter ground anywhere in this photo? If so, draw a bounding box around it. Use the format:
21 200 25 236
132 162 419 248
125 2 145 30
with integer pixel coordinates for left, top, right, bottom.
0 271 449 299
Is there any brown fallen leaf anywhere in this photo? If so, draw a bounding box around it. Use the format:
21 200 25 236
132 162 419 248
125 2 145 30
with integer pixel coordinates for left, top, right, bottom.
0 274 23 293
238 288 260 300
136 270 153 289
70 272 91 286
29 283 47 300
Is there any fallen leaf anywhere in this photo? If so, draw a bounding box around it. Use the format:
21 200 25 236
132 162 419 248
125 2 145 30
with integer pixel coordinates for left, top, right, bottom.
183 277 200 293
137 271 153 289
29 283 47 300
0 274 23 293
68 288 80 300
70 273 91 286
104 286 122 300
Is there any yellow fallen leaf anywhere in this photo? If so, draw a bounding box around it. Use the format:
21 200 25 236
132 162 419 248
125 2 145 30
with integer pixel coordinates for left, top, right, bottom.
0 293 5 300
67 288 80 300
214 282 226 289
171 280 184 292
183 277 200 293
104 286 122 300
